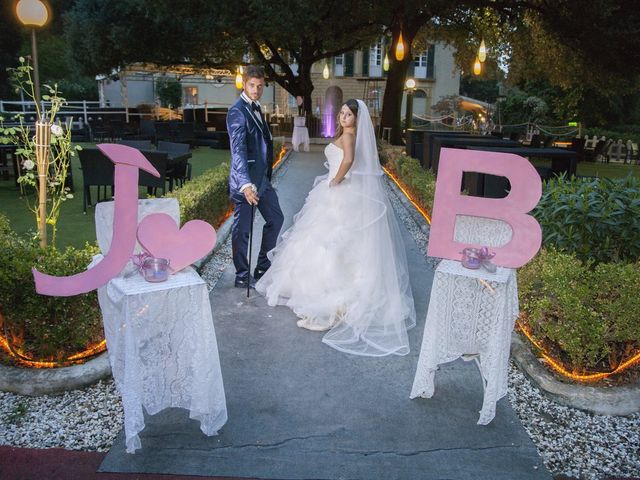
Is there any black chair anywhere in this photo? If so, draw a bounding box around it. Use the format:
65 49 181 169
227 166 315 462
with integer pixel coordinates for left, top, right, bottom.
529 134 541 148
139 151 168 196
154 122 173 143
78 148 115 214
157 141 191 190
569 137 586 162
543 135 556 148
118 139 153 150
175 123 196 146
584 139 606 162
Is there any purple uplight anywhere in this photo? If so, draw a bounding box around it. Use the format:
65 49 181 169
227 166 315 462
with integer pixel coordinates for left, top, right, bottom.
322 103 335 138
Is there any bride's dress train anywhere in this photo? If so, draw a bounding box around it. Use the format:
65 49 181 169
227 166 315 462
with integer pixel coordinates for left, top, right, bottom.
256 139 416 357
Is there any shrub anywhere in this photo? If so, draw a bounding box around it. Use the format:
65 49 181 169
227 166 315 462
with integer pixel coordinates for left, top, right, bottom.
0 215 102 363
168 162 231 228
379 144 436 212
533 175 640 264
519 248 640 370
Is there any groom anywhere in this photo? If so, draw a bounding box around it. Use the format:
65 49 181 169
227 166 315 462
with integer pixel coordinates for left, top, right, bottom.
226 65 284 288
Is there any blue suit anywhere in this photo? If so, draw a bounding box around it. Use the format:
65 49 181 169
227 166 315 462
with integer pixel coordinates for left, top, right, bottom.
227 96 283 282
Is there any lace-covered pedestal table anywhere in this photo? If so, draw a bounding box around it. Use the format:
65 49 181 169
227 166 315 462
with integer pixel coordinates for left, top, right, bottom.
410 259 518 425
97 267 227 453
292 116 310 152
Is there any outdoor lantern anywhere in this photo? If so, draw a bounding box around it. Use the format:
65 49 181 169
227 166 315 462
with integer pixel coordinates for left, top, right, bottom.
405 78 416 90
323 63 330 79
478 38 487 63
16 0 49 26
395 31 405 61
235 68 243 89
383 51 390 72
473 56 482 75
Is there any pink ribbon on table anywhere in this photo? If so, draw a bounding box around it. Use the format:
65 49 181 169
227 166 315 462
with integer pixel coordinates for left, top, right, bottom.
131 252 152 274
461 246 497 273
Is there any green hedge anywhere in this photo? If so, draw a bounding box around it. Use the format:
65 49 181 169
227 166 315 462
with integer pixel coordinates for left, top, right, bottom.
533 175 640 264
379 144 436 212
0 215 102 363
167 142 283 228
167 162 232 228
519 248 640 370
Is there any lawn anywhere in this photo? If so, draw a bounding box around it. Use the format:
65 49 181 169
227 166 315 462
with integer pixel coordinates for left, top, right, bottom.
530 158 640 179
0 145 231 249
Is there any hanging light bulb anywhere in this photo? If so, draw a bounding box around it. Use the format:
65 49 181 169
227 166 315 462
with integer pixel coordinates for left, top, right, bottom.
323 63 330 79
478 38 487 63
239 65 244 74
395 31 405 61
473 56 482 76
383 51 390 72
235 67 243 89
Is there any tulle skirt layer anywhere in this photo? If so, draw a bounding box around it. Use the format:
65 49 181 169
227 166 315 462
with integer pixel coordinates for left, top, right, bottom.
256 174 416 356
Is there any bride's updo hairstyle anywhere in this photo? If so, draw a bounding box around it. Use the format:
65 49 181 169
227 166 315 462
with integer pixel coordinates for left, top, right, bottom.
335 99 359 138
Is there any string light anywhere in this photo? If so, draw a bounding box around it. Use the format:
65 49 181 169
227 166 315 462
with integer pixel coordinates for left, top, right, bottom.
478 38 487 62
322 63 330 79
395 31 405 61
383 164 640 383
473 56 482 75
235 67 243 90
383 51 390 72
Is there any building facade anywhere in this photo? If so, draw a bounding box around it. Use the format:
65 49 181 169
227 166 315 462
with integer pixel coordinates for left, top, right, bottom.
99 40 461 132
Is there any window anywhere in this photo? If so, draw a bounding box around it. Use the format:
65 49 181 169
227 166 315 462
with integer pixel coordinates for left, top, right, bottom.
183 86 198 105
334 54 344 76
370 39 382 66
414 51 427 67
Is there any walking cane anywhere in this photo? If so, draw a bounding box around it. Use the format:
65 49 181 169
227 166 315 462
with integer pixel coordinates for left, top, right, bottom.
247 203 256 298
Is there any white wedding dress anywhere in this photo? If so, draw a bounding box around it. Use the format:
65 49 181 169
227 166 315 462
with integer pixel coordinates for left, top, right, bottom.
256 100 416 356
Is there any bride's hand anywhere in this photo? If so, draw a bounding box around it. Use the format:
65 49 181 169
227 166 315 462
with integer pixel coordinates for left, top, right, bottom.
329 178 340 188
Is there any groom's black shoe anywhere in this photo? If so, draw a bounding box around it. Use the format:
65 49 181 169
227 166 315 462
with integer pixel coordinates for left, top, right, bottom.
253 267 269 281
234 276 256 289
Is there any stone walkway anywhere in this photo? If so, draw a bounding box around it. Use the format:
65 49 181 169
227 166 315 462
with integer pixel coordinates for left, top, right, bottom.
99 147 550 480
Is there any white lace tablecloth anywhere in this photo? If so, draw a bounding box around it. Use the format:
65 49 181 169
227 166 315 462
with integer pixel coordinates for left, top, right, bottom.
410 259 519 425
292 123 310 152
97 266 227 453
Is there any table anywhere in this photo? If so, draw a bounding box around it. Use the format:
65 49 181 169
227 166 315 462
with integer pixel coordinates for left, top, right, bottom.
291 116 310 152
97 265 228 453
0 144 20 186
410 259 519 425
470 146 578 177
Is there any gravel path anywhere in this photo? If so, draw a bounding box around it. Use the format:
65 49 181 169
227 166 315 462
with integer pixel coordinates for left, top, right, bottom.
0 156 638 480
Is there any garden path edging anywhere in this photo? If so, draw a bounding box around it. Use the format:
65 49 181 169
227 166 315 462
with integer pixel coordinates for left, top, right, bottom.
1 148 295 396
510 332 640 416
0 352 111 396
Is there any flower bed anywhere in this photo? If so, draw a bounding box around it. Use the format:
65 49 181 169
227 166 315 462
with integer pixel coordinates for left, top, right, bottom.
518 175 640 379
0 213 102 366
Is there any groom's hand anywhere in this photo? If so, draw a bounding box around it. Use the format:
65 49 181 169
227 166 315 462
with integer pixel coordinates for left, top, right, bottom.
244 187 259 205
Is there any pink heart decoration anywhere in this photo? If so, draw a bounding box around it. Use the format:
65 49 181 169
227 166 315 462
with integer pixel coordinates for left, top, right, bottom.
136 213 217 273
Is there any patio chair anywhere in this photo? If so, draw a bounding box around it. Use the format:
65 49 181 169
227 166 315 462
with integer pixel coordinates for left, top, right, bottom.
139 151 169 196
118 139 153 150
584 139 606 162
529 134 541 148
158 141 192 190
78 148 115 214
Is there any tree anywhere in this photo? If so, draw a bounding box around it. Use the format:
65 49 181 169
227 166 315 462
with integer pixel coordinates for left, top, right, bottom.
64 0 382 115
156 78 182 108
225 0 381 116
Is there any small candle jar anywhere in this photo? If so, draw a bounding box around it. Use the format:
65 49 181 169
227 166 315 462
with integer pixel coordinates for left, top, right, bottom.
142 258 170 282
461 248 481 269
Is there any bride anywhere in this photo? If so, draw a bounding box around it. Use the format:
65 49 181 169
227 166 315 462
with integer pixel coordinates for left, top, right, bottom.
256 99 416 356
